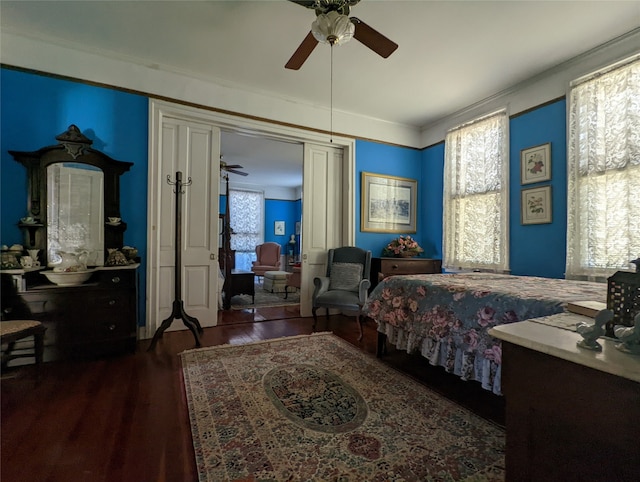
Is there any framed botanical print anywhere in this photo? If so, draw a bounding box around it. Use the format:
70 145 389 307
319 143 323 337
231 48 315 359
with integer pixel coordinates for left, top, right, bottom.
274 220 285 235
521 185 552 225
521 143 551 185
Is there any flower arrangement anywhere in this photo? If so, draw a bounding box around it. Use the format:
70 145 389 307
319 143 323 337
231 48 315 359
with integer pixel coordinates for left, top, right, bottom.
382 235 424 257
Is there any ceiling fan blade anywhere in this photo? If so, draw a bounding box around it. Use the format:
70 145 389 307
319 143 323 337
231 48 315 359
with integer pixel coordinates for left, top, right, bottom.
222 164 244 169
351 17 398 58
227 168 248 177
285 31 319 70
288 0 317 8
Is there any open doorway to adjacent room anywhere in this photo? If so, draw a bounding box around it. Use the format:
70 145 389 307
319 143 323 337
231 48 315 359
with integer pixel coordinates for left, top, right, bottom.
220 130 303 315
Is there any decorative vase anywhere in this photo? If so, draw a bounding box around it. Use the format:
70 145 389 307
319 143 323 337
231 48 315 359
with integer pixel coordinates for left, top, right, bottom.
398 251 417 258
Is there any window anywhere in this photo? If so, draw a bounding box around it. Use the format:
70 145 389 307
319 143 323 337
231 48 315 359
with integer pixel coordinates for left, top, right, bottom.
566 56 640 280
229 189 263 271
443 110 509 271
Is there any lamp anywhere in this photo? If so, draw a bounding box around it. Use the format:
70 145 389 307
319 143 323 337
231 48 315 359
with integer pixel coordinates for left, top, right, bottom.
311 11 354 46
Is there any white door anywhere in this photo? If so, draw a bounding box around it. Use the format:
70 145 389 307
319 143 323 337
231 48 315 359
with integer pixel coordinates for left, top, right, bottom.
147 110 220 337
299 143 345 317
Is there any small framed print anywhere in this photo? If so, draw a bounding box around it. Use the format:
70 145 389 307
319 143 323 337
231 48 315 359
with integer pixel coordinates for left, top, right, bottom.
521 185 552 225
295 221 301 235
274 221 285 235
521 143 551 185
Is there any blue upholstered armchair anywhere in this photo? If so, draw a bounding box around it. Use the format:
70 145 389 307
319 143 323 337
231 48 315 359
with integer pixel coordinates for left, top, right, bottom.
312 246 372 340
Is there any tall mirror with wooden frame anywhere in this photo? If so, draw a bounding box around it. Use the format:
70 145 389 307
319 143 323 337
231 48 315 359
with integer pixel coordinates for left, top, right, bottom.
10 124 132 267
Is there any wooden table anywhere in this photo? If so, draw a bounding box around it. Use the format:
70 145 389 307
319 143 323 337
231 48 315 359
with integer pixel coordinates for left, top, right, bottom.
223 270 255 309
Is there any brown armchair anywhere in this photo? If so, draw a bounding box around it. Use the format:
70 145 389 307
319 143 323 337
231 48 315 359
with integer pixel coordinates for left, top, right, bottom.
251 242 282 278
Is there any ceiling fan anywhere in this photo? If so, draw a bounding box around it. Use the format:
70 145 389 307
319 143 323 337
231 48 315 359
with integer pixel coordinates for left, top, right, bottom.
285 0 398 70
220 158 248 177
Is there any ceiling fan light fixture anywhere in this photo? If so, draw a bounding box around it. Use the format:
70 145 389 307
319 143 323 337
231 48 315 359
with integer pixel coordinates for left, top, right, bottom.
311 11 354 46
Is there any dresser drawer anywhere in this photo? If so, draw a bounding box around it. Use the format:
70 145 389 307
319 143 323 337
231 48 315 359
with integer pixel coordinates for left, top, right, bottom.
370 257 442 291
93 269 136 288
1 267 138 361
378 258 440 274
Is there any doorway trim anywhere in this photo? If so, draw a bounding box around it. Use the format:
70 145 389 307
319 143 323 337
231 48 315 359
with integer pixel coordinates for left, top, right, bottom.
146 99 355 334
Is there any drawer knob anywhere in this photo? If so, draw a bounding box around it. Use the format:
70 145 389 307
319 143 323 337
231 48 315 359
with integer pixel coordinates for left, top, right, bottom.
109 300 117 306
108 324 116 331
392 264 399 269
111 276 121 284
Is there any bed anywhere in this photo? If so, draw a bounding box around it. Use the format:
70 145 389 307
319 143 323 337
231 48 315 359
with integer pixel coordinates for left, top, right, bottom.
362 272 606 395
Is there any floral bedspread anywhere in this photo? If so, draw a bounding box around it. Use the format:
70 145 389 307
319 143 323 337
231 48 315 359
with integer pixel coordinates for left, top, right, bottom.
363 272 606 394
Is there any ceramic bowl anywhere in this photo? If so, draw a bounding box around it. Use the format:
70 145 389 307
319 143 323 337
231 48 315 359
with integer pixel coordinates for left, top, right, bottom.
41 269 94 286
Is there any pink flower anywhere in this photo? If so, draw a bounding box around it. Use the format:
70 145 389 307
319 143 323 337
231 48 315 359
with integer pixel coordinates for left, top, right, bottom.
464 329 480 350
477 306 495 327
484 344 502 364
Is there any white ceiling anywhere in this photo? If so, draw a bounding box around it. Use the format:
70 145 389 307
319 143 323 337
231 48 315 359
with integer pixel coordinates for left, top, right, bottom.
1 0 639 187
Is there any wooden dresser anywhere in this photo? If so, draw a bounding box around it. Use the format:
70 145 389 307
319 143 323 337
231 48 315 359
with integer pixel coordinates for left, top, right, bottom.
491 320 640 481
1 266 138 362
370 257 442 290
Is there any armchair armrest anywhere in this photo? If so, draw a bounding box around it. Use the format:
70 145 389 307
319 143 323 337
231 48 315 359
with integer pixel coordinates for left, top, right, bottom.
358 279 371 304
312 276 330 299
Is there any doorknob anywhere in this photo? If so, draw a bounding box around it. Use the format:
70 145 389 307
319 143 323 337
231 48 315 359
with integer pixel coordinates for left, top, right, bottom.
210 253 215 260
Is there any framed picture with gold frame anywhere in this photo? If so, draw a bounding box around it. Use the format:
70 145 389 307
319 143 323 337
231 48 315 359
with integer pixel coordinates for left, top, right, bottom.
521 185 552 225
361 172 417 233
521 143 551 185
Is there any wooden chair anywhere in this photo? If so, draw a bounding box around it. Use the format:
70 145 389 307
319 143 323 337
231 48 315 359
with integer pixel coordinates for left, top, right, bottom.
1 320 46 369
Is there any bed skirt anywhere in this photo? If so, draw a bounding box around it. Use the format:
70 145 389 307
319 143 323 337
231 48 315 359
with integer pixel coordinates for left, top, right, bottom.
378 321 502 395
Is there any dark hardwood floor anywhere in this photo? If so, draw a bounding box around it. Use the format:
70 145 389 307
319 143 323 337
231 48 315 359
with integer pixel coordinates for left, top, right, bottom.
1 307 504 482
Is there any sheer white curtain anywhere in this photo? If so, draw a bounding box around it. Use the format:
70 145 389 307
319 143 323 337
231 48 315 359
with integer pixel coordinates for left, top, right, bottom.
566 56 640 280
443 110 509 272
229 189 263 272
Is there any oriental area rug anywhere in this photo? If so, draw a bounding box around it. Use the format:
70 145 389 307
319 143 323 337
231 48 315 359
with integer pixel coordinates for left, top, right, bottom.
180 333 505 481
230 283 299 310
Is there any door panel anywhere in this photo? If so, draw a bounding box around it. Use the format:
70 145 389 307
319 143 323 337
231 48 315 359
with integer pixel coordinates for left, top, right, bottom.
300 143 343 317
148 110 220 336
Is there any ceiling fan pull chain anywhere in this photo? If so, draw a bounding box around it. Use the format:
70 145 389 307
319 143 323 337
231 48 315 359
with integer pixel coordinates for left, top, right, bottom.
330 44 334 143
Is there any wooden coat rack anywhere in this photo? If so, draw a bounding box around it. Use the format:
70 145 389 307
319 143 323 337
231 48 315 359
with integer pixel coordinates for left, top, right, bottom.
148 171 203 350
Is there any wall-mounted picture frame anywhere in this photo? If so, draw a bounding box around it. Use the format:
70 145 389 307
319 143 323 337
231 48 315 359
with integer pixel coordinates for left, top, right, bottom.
521 185 552 225
521 142 551 185
295 221 301 235
274 220 285 235
361 171 417 233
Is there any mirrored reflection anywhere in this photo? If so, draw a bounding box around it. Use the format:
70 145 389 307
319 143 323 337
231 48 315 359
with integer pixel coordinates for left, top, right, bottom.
47 162 104 266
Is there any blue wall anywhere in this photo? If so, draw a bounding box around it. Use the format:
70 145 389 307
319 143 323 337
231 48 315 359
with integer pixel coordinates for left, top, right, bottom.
0 68 149 323
264 198 300 252
509 100 567 278
356 99 568 279
355 140 423 257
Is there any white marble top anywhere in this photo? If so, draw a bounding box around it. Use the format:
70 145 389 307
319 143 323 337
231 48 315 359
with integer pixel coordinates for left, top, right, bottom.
1 263 139 274
489 318 640 383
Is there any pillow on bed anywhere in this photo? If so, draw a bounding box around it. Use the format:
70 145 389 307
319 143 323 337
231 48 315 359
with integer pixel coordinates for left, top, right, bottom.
329 262 363 292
